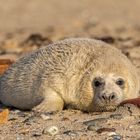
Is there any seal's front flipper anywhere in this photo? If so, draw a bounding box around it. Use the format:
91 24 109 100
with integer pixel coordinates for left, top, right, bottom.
32 90 64 115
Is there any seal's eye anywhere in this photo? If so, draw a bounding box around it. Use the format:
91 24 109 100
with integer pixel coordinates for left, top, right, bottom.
93 77 104 87
116 78 125 87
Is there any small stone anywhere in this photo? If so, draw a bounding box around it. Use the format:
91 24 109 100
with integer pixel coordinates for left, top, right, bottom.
96 127 116 134
40 114 51 120
95 36 115 44
43 126 59 136
111 134 122 140
110 114 123 120
17 112 29 117
22 116 36 125
63 130 77 136
61 117 70 121
87 125 100 131
108 132 117 136
83 118 108 126
12 109 21 114
107 132 122 140
32 131 42 137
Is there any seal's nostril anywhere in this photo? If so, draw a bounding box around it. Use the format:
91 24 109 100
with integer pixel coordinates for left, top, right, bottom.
111 95 115 99
101 94 106 100
110 93 116 101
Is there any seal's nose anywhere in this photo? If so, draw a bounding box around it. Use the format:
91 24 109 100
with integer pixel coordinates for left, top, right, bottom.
100 92 116 102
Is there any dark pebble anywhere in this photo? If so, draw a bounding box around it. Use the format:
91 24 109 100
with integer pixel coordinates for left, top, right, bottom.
63 130 77 136
83 118 108 126
110 114 123 120
95 36 115 44
32 131 42 137
22 33 52 47
22 115 36 124
96 127 116 134
111 134 122 140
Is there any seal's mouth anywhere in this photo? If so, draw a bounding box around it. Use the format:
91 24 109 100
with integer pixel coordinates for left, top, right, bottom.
93 96 122 112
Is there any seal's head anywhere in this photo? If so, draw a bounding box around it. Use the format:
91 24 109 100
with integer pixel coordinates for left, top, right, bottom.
77 46 139 112
92 73 125 111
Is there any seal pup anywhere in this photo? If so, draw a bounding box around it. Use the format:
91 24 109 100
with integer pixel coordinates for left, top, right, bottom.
0 38 139 113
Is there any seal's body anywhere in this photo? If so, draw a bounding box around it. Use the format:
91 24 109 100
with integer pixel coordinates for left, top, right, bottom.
0 38 139 112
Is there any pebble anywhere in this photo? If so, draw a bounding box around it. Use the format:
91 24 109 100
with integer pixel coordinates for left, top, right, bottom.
108 132 117 136
17 112 29 118
110 114 123 120
83 117 108 126
12 109 21 114
9 110 30 121
40 114 52 121
106 132 122 140
95 36 115 44
96 127 116 134
43 126 59 136
111 134 122 140
8 109 22 121
22 116 36 125
87 125 100 131
32 131 42 137
63 130 77 136
61 117 70 121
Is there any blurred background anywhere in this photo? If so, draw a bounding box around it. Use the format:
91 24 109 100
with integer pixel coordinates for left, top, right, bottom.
0 0 140 71
0 0 140 33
